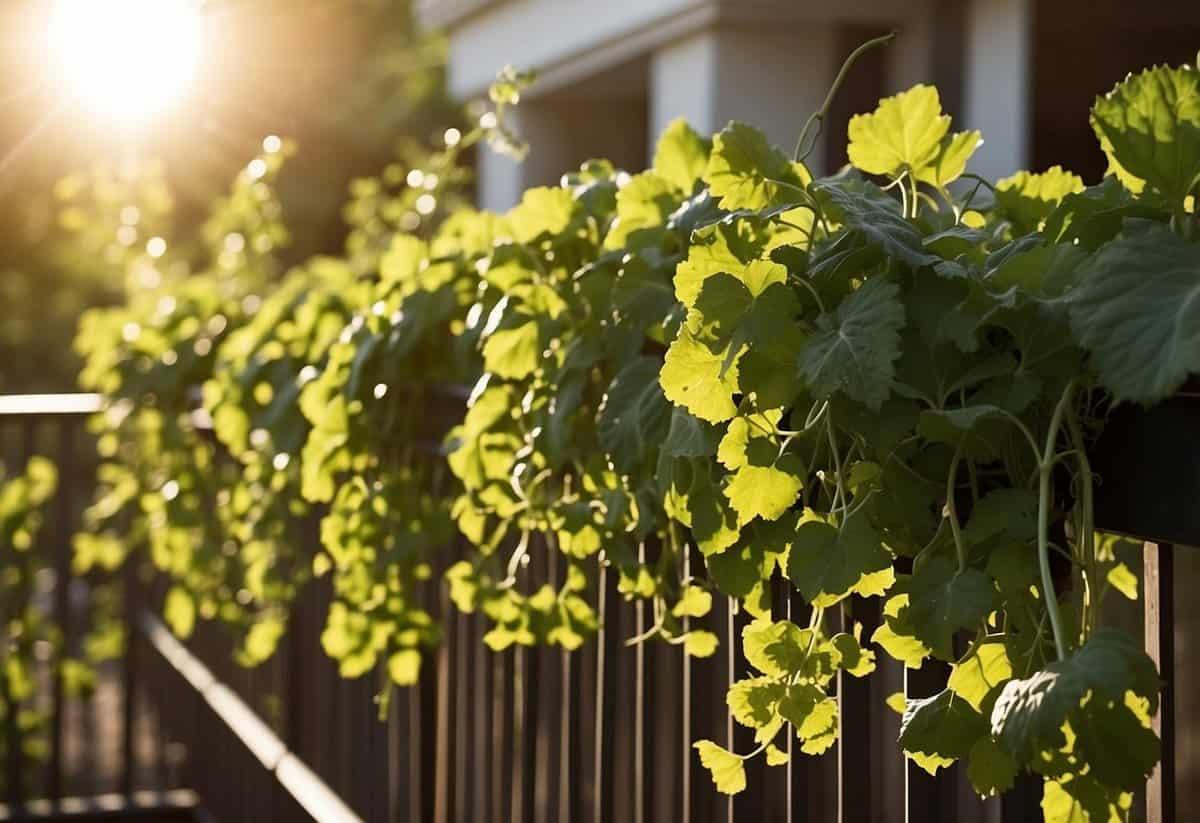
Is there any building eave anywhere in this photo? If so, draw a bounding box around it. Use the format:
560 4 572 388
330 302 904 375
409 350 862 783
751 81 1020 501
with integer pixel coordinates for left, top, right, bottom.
416 0 506 32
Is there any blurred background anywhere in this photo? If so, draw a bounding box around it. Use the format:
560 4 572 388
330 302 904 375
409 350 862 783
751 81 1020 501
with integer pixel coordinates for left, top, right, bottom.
0 0 453 395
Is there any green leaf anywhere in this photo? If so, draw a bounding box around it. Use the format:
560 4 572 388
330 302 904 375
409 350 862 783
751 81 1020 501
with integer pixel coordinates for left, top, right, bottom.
727 675 785 729
797 277 905 410
786 513 894 607
605 172 681 250
949 641 1013 712
674 216 772 307
598 357 672 474
482 320 542 379
831 632 876 677
815 180 940 269
904 558 997 660
387 649 422 686
996 167 1086 233
967 736 1018 798
724 452 805 525
964 490 1038 548
779 684 839 754
654 118 711 192
661 328 741 423
1090 63 1200 208
673 585 714 618
1042 774 1132 823
1106 563 1138 601
706 540 770 599
684 630 720 657
662 407 722 458
765 743 789 766
1068 226 1200 403
164 586 196 639
915 130 983 189
990 630 1160 789
694 741 746 794
505 186 578 243
899 689 989 775
847 85 951 180
704 122 806 211
917 405 1018 460
742 618 806 677
871 594 931 668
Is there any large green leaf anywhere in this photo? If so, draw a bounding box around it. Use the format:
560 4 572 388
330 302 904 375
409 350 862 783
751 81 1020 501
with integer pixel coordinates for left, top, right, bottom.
661 328 741 423
815 180 940 269
996 167 1085 233
903 558 997 660
1068 226 1200 402
785 513 894 606
654 118 711 193
704 122 806 210
899 689 989 775
797 277 905 410
597 357 672 475
694 741 746 794
1090 64 1200 208
990 630 1160 789
847 85 950 180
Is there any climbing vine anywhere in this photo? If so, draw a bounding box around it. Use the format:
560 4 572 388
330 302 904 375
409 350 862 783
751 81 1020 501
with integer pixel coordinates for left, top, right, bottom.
71 44 1200 820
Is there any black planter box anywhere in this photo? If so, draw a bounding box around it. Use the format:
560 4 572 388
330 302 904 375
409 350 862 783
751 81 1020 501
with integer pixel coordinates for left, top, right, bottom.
1091 380 1200 547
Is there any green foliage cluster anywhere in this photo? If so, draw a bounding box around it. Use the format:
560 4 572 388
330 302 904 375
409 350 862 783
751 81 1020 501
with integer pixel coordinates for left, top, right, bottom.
72 50 1200 820
1 457 111 796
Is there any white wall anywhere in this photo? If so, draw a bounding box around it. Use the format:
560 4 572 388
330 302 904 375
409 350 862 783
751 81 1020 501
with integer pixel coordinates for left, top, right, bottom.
963 0 1032 180
650 27 838 171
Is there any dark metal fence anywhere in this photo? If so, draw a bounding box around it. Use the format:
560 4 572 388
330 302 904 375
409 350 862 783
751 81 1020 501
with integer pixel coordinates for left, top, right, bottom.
0 394 1183 822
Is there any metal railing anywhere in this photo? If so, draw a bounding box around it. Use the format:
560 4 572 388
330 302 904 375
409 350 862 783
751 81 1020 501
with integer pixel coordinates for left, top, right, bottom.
0 393 1185 822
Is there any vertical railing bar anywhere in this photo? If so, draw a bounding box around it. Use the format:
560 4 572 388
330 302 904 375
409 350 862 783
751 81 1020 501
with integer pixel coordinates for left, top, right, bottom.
474 612 489 823
490 647 508 823
435 584 453 823
48 418 75 801
558 647 573 823
785 586 794 823
511 645 527 823
409 629 424 821
634 543 646 823
725 596 734 823
681 545 692 823
455 610 469 822
120 541 137 796
1144 542 1175 823
592 564 608 823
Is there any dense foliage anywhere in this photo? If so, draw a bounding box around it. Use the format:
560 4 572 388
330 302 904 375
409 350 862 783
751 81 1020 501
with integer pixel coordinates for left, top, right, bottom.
0 457 112 795
72 48 1199 820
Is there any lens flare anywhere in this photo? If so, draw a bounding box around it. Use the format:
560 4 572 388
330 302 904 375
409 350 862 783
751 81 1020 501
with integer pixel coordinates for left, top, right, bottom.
46 0 204 124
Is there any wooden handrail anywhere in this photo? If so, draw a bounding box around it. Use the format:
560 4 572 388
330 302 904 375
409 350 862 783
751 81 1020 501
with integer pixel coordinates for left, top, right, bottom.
139 613 364 823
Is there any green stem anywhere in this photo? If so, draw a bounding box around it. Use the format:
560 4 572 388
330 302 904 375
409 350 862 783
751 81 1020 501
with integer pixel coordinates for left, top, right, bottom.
1038 380 1076 661
1064 401 1097 637
946 446 968 573
793 31 898 163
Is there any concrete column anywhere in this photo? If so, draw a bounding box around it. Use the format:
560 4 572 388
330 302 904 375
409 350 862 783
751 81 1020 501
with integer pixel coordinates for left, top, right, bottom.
650 24 838 173
962 0 1032 180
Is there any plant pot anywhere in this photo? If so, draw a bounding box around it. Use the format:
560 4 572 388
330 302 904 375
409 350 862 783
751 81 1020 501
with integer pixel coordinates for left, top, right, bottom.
1091 379 1200 546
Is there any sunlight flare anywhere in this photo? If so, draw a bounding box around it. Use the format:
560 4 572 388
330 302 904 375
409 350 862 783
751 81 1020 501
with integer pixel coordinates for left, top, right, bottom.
46 0 205 124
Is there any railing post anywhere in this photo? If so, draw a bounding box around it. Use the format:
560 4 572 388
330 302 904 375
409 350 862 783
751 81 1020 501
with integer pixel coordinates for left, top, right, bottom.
1144 542 1175 823
49 418 76 802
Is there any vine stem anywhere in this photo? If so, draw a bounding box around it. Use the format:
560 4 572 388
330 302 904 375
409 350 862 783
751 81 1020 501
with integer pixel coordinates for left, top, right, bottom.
793 31 897 163
1038 380 1076 661
1064 399 1097 637
946 445 968 573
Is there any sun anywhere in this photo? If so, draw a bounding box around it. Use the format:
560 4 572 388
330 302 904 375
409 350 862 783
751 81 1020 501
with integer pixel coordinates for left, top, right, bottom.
46 0 205 125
